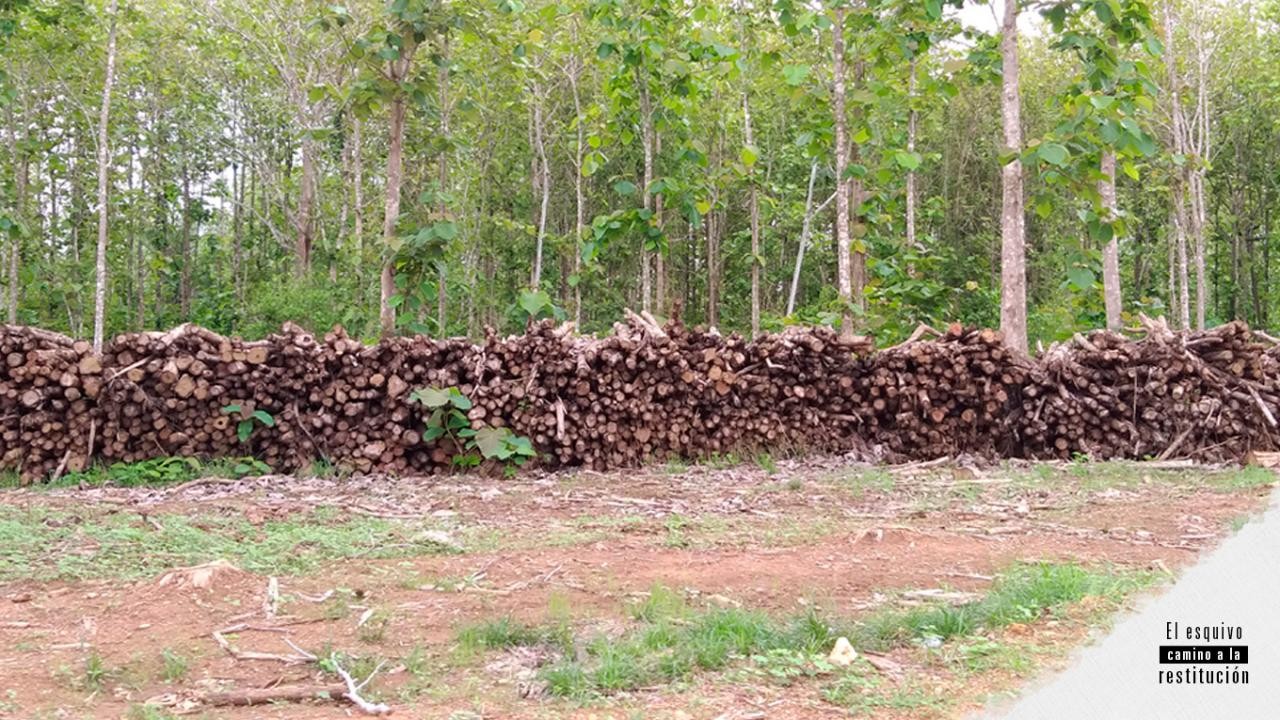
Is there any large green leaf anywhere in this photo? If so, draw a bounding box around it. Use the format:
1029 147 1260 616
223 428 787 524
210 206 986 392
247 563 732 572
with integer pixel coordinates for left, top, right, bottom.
1037 143 1070 167
410 387 451 408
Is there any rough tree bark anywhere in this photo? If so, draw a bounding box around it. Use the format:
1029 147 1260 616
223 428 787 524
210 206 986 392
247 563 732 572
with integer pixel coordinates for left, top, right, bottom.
638 67 654 313
1099 151 1122 330
91 0 120 351
788 162 819 317
4 82 24 324
999 0 1028 354
1163 0 1191 329
744 92 760 338
436 31 450 334
180 161 192 318
380 92 407 338
567 53 585 326
294 136 316 276
352 116 364 276
530 78 550 289
832 6 854 339
905 56 918 267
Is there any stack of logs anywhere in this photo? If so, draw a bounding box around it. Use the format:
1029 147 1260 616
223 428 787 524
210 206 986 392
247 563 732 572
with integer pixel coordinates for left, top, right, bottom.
1020 317 1279 461
96 323 321 471
0 326 100 478
2 313 1279 482
866 325 1029 458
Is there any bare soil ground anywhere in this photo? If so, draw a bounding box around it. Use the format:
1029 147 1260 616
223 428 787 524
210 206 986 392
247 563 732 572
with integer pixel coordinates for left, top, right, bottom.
0 457 1273 720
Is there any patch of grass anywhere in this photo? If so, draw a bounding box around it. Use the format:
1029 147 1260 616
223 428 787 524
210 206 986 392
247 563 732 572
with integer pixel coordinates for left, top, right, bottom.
755 452 778 475
948 638 1038 676
56 649 116 691
455 617 569 654
1206 465 1276 491
126 705 180 720
833 468 896 497
0 505 463 582
55 456 272 489
358 609 393 644
160 648 189 683
663 458 690 475
540 588 833 698
823 666 949 717
662 514 692 549
853 562 1157 651
629 584 688 622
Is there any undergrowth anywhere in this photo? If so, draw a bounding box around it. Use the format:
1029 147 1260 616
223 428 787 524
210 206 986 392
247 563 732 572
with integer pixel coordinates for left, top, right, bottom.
451 563 1156 703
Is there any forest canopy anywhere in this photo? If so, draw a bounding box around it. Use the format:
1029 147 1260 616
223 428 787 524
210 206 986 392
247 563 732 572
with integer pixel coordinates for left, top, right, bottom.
0 0 1276 348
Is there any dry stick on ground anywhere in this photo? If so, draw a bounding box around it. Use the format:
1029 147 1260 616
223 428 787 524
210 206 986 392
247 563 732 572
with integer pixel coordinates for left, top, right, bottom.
201 683 349 707
211 624 316 665
333 657 392 716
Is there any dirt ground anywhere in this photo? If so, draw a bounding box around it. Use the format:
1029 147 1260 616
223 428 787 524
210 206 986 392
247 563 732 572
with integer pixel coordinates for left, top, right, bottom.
0 456 1273 720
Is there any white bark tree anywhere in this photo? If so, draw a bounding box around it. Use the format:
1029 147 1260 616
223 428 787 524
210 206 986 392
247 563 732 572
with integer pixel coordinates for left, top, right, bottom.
92 0 119 351
999 0 1028 354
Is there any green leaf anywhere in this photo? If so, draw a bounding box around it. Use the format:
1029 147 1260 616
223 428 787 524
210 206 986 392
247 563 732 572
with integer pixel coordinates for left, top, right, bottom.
893 150 922 171
1121 161 1139 181
519 289 552 317
781 64 810 86
433 221 458 240
236 420 254 443
447 387 472 410
613 180 637 196
221 404 242 415
1037 142 1070 167
251 410 275 427
1067 266 1096 291
422 425 446 442
410 387 451 408
740 145 759 167
473 427 510 459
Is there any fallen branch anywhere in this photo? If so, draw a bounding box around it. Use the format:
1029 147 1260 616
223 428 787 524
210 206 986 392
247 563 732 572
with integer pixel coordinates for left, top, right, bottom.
201 683 348 707
333 657 392 716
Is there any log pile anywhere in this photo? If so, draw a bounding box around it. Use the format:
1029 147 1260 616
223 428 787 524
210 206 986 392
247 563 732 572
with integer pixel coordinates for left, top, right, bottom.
0 325 99 478
3 315 1280 483
864 324 1029 459
96 323 321 471
309 326 473 474
1019 318 1280 461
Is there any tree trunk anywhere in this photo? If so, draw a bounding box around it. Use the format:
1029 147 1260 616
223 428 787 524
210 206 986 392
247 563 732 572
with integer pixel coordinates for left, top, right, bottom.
436 32 450 335
905 56 918 270
530 82 550 289
294 135 316 277
744 92 760 338
1163 1 1192 330
92 0 119 349
832 7 854 338
380 93 407 339
788 162 819 317
568 56 585 327
638 71 654 313
1099 151 1122 330
352 117 364 276
180 162 192 318
232 157 244 309
5 86 24 324
998 0 1027 354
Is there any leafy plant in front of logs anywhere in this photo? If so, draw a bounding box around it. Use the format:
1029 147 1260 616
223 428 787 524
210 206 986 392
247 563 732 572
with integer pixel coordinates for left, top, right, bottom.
410 387 536 469
220 404 276 443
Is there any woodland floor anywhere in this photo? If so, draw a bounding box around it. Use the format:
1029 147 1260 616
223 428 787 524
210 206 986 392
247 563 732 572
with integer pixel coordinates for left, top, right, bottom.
0 456 1274 720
